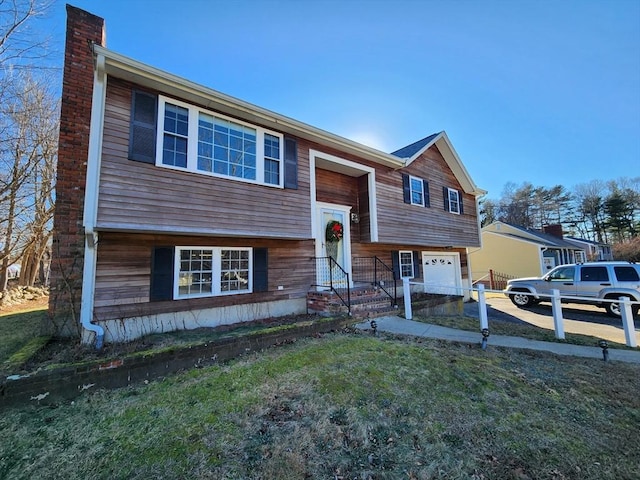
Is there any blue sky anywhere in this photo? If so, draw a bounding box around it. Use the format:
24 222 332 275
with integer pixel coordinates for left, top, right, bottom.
43 0 639 198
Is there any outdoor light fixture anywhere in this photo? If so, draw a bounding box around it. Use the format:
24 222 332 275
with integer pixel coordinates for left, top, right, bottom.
370 319 378 336
598 340 609 361
481 328 490 350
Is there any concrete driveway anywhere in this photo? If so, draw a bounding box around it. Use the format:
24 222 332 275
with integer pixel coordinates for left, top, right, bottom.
464 295 639 345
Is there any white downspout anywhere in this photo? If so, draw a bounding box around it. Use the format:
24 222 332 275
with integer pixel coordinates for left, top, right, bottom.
80 51 107 349
539 246 548 275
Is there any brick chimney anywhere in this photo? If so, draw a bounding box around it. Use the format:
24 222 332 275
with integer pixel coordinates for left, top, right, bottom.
48 6 106 336
542 224 563 239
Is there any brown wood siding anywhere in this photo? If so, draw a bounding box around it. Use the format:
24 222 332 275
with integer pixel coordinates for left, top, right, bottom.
303 138 480 248
376 145 480 247
352 243 470 279
93 232 315 322
97 79 312 239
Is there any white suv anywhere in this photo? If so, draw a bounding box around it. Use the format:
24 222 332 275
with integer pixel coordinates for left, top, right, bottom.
505 262 640 318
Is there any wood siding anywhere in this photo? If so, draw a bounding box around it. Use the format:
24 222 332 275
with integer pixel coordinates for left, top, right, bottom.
376 146 480 247
98 79 312 239
93 232 315 322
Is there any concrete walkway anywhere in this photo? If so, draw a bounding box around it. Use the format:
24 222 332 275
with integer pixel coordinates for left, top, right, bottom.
355 316 640 364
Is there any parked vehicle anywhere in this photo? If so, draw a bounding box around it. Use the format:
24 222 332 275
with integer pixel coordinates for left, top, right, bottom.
504 262 640 318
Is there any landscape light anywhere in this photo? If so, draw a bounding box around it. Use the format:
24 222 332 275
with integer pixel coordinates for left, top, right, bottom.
598 340 609 361
481 328 490 350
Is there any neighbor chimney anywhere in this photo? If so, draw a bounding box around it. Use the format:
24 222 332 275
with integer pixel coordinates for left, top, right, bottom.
543 224 563 239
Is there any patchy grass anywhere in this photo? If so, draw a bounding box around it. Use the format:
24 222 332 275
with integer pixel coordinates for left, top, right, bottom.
0 303 49 371
1 332 638 479
416 313 635 348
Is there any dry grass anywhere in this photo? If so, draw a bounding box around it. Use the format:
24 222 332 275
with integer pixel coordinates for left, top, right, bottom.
2 332 639 480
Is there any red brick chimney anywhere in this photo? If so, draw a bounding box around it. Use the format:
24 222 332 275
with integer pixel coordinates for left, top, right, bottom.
48 6 106 336
542 224 563 239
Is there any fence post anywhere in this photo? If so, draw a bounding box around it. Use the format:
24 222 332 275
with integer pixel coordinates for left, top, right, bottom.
403 278 412 320
620 297 637 348
477 284 489 331
489 269 494 290
551 289 565 340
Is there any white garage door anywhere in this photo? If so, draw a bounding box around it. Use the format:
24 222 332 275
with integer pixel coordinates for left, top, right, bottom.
422 253 461 295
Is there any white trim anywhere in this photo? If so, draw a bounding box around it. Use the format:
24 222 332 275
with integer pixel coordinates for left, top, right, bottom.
447 187 461 214
421 251 463 297
156 95 284 188
174 246 253 299
399 250 414 278
408 175 425 206
80 55 108 345
316 202 353 286
94 45 405 170
309 149 379 242
402 131 485 196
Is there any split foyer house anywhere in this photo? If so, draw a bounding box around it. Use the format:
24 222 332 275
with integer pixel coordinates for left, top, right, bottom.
49 6 485 345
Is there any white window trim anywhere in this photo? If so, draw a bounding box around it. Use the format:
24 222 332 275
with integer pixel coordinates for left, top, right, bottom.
399 250 414 278
409 175 425 206
447 187 461 214
156 95 284 187
174 246 253 299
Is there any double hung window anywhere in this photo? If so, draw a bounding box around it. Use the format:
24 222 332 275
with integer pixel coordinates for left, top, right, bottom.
158 96 283 186
176 247 252 299
446 188 461 214
410 176 425 206
399 251 415 278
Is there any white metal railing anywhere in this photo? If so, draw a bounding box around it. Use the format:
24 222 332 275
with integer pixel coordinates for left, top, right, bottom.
401 279 639 348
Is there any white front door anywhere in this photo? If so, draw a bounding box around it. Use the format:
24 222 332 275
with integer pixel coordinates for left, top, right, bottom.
316 203 352 287
422 252 461 295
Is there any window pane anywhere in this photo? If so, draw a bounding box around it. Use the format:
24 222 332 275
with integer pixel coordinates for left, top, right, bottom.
410 178 423 205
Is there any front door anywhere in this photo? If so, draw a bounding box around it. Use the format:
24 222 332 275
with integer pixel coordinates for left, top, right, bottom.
316 203 351 287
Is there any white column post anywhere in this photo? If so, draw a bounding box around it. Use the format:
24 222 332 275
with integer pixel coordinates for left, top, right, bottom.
620 297 637 348
551 289 565 340
403 277 412 320
478 284 488 331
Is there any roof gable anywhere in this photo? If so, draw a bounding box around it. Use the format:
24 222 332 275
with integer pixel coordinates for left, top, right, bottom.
483 222 584 249
391 131 485 196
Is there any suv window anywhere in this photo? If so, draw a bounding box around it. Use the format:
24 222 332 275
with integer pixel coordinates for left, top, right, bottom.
580 266 609 282
547 266 575 281
614 266 640 282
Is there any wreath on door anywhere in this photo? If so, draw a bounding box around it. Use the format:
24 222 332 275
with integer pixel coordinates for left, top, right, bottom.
325 220 344 243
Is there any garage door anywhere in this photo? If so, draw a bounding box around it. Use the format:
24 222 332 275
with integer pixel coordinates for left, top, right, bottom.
422 253 461 295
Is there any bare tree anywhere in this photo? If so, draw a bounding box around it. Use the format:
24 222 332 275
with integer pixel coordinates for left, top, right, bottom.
0 0 56 291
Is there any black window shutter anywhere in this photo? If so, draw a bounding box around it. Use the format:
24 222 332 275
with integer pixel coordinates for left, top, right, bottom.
391 250 400 280
459 193 464 214
423 180 430 207
402 174 411 204
150 247 174 301
253 248 268 292
284 136 298 189
413 251 421 278
129 90 158 164
443 186 450 211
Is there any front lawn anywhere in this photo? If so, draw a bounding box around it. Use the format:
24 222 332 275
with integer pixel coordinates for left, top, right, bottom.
2 333 638 479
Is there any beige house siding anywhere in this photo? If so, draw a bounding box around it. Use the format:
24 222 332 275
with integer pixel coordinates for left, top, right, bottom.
470 231 543 282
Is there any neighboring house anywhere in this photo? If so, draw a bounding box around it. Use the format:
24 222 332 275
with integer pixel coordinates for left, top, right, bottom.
470 222 587 283
564 237 613 261
49 6 485 345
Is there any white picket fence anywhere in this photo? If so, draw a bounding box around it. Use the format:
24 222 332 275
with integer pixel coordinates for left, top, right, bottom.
401 278 639 347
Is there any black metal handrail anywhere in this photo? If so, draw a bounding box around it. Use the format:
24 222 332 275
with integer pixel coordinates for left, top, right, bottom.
352 256 398 306
312 256 351 314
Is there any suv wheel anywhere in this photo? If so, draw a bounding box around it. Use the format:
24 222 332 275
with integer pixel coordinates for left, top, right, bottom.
605 295 639 318
509 291 534 308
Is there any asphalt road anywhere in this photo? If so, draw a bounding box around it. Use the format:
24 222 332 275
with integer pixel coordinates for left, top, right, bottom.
464 295 639 345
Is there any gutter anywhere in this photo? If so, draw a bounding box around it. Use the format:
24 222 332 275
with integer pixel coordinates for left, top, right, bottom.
79 49 108 349
92 45 406 170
